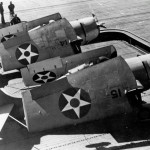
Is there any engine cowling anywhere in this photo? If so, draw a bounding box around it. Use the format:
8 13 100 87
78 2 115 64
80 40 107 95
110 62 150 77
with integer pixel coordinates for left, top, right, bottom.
70 17 99 45
126 54 150 90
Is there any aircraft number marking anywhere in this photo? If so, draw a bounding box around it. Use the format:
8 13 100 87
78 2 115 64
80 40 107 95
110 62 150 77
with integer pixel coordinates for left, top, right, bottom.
111 89 122 99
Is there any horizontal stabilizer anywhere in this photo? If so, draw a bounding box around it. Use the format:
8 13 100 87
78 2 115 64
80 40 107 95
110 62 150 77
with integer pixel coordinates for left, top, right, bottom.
0 104 14 131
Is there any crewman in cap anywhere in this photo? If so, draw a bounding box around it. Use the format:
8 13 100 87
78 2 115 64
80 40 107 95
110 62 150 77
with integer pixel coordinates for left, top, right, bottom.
0 2 5 24
10 14 21 25
8 1 15 17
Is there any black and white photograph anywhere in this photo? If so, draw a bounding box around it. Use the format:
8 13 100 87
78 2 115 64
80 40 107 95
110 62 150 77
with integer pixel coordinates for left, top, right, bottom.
0 0 150 149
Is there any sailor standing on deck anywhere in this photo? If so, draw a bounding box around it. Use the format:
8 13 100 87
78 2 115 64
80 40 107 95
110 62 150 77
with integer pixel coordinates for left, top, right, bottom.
8 1 15 18
0 2 5 24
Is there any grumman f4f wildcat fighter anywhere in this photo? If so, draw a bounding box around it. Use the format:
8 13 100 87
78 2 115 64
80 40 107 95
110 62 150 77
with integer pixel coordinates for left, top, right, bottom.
0 12 150 133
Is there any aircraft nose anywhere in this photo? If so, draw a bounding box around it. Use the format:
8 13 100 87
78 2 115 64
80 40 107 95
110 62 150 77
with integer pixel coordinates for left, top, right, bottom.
70 17 99 44
126 54 150 90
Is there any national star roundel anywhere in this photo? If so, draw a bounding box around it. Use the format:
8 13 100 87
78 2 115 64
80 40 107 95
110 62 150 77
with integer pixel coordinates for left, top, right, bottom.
1 34 16 42
15 43 39 65
33 71 56 84
59 87 91 119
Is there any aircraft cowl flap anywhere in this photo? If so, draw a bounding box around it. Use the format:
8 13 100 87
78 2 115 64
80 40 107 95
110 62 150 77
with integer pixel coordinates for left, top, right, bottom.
22 56 137 132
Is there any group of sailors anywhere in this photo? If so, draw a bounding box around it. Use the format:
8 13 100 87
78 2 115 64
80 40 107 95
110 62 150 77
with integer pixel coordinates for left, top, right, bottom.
0 1 21 25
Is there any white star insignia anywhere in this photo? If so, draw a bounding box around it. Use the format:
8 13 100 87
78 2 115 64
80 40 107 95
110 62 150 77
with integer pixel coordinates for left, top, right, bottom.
61 89 90 118
18 44 38 64
35 72 55 83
